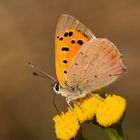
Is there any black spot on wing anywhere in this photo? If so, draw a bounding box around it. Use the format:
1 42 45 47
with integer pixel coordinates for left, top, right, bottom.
61 47 69 51
77 40 84 45
64 32 68 37
71 40 75 44
63 60 68 64
59 37 63 41
75 62 78 66
84 69 87 72
64 70 67 74
69 31 73 37
80 52 84 55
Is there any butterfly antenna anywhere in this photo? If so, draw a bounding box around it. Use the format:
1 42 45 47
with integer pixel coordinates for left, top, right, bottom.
28 62 56 82
53 93 60 114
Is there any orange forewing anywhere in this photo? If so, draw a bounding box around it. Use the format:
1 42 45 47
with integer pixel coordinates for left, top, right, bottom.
55 29 88 87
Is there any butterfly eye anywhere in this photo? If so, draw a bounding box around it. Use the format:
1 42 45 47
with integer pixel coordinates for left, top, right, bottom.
53 83 61 94
55 83 59 91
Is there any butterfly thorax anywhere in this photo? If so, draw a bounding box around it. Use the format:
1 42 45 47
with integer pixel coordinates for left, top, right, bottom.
53 82 86 101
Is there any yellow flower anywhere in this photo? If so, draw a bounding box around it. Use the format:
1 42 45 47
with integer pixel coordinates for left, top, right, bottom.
96 94 126 127
74 94 102 123
53 108 80 140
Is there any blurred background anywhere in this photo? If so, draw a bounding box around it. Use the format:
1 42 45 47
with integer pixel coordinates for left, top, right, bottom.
0 0 140 139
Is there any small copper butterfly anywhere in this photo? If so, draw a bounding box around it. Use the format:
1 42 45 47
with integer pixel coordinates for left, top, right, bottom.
53 14 126 107
29 14 126 108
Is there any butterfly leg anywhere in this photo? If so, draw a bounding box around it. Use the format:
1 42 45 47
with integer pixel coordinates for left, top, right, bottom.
89 93 102 100
89 92 96 97
66 97 74 111
72 100 84 113
66 98 84 113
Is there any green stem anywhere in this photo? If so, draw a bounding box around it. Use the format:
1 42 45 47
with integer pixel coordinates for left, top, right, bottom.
75 128 87 140
103 127 118 140
103 124 127 140
115 123 127 140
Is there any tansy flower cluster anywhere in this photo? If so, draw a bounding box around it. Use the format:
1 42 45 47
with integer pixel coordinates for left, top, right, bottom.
53 94 126 140
53 109 80 140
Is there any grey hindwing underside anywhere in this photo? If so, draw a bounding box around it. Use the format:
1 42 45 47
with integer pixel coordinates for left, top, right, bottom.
66 38 126 95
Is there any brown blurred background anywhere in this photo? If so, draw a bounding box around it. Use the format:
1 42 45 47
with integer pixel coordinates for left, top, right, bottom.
0 0 140 139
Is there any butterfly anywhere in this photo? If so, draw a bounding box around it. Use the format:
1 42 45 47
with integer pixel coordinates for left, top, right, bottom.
52 14 126 107
29 14 126 108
